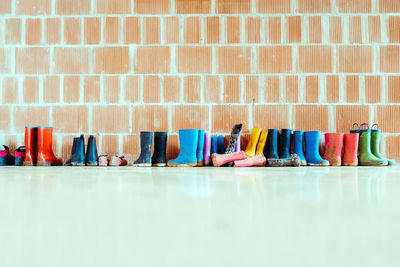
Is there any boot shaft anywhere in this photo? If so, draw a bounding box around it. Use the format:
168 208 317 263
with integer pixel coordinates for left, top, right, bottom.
203 131 211 165
86 135 98 164
343 133 359 165
266 129 279 159
293 131 305 159
152 132 167 164
279 129 292 159
24 126 38 164
324 133 344 155
196 130 205 159
245 126 262 158
37 127 54 152
255 130 268 156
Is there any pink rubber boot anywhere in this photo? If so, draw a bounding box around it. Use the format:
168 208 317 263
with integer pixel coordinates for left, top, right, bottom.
211 151 246 167
203 131 211 166
234 154 266 167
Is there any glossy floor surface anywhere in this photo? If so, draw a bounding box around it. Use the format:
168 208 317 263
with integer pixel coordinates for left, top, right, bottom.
1 166 399 267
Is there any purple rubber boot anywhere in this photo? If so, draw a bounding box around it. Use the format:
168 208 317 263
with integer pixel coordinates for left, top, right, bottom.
203 131 211 166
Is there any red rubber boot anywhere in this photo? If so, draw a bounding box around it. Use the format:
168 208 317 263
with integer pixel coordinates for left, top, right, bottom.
23 127 38 166
37 127 62 166
323 133 344 166
342 133 359 166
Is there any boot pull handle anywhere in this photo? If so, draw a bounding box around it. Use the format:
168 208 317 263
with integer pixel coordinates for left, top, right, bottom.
371 123 379 130
360 123 370 130
352 123 360 130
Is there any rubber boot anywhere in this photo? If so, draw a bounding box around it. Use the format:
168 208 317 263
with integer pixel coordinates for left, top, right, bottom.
323 133 344 166
359 130 387 166
210 136 218 166
212 151 246 167
343 133 359 166
279 129 292 159
86 135 98 166
14 146 26 166
133 131 153 167
223 124 243 167
0 145 15 166
371 125 388 165
234 153 266 167
304 131 329 166
217 135 225 154
168 129 199 167
23 126 38 166
65 135 85 166
245 127 262 158
265 129 279 159
152 132 167 167
196 130 205 166
37 127 62 166
203 131 211 166
293 131 306 166
234 133 241 152
255 130 268 156
267 154 301 167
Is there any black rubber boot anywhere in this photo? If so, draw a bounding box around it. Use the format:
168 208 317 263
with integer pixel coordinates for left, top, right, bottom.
134 131 153 167
0 145 15 166
152 132 167 167
279 129 292 159
65 135 85 166
86 135 98 166
265 129 279 159
15 146 26 166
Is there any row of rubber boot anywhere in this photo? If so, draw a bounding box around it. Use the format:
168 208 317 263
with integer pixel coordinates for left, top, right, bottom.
65 134 98 166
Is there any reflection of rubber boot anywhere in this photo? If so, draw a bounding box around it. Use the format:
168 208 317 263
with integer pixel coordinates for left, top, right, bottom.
343 133 359 166
152 132 167 167
203 131 211 166
293 131 306 166
265 129 279 159
371 125 388 165
255 130 268 156
196 130 205 166
217 135 225 154
234 153 266 167
23 126 38 166
86 135 99 166
304 131 329 166
168 129 199 167
359 130 387 166
133 131 153 167
267 154 301 167
212 151 246 167
323 133 344 166
279 129 292 159
37 127 63 166
65 135 85 166
245 127 262 158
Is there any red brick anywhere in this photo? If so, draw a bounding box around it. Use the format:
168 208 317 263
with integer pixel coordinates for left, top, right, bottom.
135 0 170 14
22 77 39 103
258 46 292 73
57 0 91 14
104 76 120 103
305 76 319 103
84 18 100 44
386 136 400 162
166 135 179 160
388 16 400 43
43 76 60 103
5 19 21 44
375 106 400 133
267 17 282 43
101 135 119 156
206 17 220 43
26 19 42 45
264 76 280 102
53 106 88 133
297 0 331 12
1 77 19 104
184 17 201 43
16 47 49 74
144 17 160 44
294 105 329 132
183 76 201 103
258 0 290 13
387 76 400 103
143 76 161 103
284 76 298 102
345 76 359 103
175 0 211 13
135 46 170 74
172 105 209 132
336 0 371 13
84 76 100 103
132 105 169 132
124 76 140 103
226 16 241 43
0 0 11 13
368 16 381 42
165 17 180 44
204 76 221 103
365 76 381 103
223 76 241 103
308 16 322 43
380 0 400 12
92 106 130 133
329 16 342 43
326 75 340 103
338 46 373 73
164 76 181 102
54 48 89 74
125 17 141 44
123 135 140 162
177 46 212 73
45 18 60 44
287 16 302 43
298 46 332 73
97 0 131 14
64 18 81 44
212 105 249 133
16 0 51 15
105 17 120 43
380 46 400 73
0 107 11 133
0 48 11 73
95 47 130 74
216 0 251 13
246 17 261 43
335 105 370 133
14 106 50 131
217 47 251 74
63 76 80 103
244 76 259 103
253 105 290 130
349 16 362 43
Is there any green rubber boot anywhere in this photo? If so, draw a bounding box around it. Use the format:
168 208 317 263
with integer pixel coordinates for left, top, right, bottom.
371 125 388 165
359 130 387 166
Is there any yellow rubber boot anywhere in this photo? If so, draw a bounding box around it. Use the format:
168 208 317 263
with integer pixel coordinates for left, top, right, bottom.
245 127 262 158
255 130 268 156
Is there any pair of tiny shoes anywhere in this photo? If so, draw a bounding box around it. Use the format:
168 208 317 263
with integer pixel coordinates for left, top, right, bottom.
98 155 128 166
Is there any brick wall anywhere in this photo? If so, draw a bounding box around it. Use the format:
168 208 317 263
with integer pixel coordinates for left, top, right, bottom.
1 0 400 162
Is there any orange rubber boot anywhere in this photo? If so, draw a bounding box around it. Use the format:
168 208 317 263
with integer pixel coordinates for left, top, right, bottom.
37 127 62 166
23 127 38 166
342 133 359 166
323 133 344 166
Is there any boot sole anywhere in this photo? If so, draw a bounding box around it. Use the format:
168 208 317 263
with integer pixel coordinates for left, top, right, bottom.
307 163 330 166
359 162 388 166
133 163 152 167
86 162 98 166
343 163 358 166
37 161 61 166
197 161 204 167
23 162 36 166
167 162 197 167
152 163 166 167
70 162 85 166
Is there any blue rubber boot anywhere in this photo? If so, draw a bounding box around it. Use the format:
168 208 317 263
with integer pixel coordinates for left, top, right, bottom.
133 131 153 167
196 130 205 166
211 136 218 154
279 129 292 159
304 131 329 166
266 129 279 159
217 135 225 154
293 131 307 166
168 129 199 167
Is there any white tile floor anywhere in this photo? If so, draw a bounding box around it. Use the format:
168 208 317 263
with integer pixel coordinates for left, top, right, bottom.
0 166 399 267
